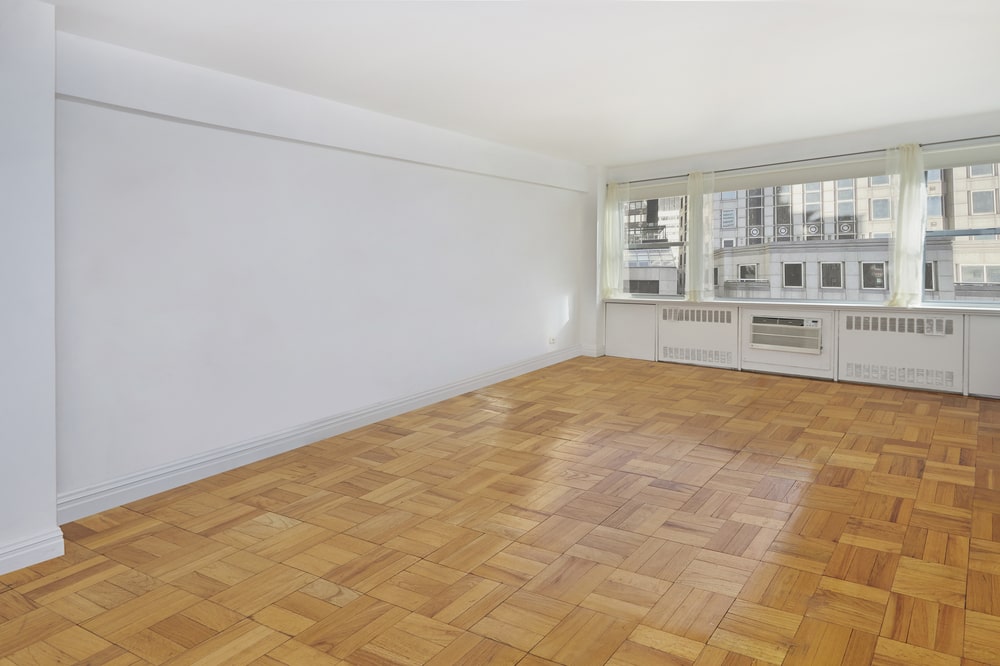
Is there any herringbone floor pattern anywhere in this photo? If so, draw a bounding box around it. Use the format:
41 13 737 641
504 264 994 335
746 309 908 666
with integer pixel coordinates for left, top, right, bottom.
3 357 1000 664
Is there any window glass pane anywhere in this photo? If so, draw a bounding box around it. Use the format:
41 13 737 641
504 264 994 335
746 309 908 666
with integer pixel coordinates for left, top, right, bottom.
712 174 889 301
960 265 985 282
861 262 887 289
972 190 996 214
924 162 1000 303
872 198 891 219
926 169 941 182
870 175 890 186
623 196 687 297
927 195 942 217
820 262 843 288
783 263 804 288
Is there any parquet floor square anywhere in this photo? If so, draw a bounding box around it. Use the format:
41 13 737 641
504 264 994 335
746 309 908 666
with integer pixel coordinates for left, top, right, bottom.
2 357 998 664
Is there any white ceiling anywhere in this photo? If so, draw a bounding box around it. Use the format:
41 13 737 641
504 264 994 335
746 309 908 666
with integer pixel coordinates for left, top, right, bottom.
48 0 1000 167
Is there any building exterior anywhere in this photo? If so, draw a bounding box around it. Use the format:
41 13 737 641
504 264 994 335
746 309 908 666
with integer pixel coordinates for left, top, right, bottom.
623 164 1000 303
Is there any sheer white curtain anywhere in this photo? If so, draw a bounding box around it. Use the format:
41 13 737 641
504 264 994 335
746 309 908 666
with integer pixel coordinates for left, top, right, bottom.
601 182 629 299
888 144 927 307
685 171 715 301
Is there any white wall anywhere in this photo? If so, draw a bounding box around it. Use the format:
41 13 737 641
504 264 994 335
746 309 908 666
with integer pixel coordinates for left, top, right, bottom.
55 35 591 520
0 0 63 574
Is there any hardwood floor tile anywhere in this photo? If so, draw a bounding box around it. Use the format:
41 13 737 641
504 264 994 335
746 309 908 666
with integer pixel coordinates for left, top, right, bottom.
5 358 999 663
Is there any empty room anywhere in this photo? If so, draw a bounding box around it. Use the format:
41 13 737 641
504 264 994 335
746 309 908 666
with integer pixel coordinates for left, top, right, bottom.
4 0 1000 663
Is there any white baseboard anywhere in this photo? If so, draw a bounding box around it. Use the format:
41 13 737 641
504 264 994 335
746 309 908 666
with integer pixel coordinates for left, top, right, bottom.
57 346 583 524
0 529 64 576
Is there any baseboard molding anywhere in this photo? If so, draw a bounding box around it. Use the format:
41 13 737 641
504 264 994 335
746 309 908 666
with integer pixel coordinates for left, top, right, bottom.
0 528 64 576
57 346 583 523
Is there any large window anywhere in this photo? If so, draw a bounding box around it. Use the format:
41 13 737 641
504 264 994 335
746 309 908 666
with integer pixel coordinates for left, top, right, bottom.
712 178 890 302
924 162 1000 303
609 150 1000 307
621 195 687 296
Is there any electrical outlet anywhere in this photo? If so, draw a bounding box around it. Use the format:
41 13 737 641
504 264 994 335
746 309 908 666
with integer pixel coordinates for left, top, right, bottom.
548 337 556 345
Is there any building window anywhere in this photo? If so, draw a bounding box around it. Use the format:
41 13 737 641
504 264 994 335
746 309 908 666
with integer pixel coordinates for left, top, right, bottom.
926 169 941 182
720 209 737 229
970 164 996 177
927 195 942 217
870 175 890 186
861 261 887 290
971 190 997 215
783 262 804 288
820 262 843 289
960 265 985 283
871 198 891 220
722 238 736 248
925 262 936 291
739 264 758 281
713 267 720 287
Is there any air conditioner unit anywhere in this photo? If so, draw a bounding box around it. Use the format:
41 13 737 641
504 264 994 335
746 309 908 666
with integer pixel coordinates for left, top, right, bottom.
740 309 834 379
750 316 822 354
658 306 738 368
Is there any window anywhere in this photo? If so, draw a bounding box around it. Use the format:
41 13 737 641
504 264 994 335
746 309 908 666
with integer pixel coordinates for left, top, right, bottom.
926 169 941 182
739 264 758 281
720 209 737 228
927 195 942 217
923 162 1000 303
871 198 891 220
870 175 890 186
861 261 887 290
722 238 736 248
820 262 843 289
622 195 687 297
960 265 986 283
972 190 997 215
783 262 804 288
924 262 936 291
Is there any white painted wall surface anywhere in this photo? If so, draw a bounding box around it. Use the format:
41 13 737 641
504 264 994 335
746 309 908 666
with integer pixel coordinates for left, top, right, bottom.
0 0 63 573
55 36 589 517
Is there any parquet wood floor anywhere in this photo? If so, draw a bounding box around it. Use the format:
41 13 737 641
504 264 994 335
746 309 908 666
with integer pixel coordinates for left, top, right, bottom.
3 357 1000 664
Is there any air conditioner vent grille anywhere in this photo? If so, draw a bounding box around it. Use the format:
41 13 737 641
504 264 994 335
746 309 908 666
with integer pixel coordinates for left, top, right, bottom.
750 316 822 354
663 308 733 324
845 315 954 336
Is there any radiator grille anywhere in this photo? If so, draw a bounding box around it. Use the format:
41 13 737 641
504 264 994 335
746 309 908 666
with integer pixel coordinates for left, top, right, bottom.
842 363 955 389
662 308 733 324
844 315 954 336
662 347 734 366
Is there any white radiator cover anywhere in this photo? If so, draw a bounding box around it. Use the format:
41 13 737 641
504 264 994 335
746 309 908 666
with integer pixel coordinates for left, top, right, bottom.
837 313 964 392
658 305 739 368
